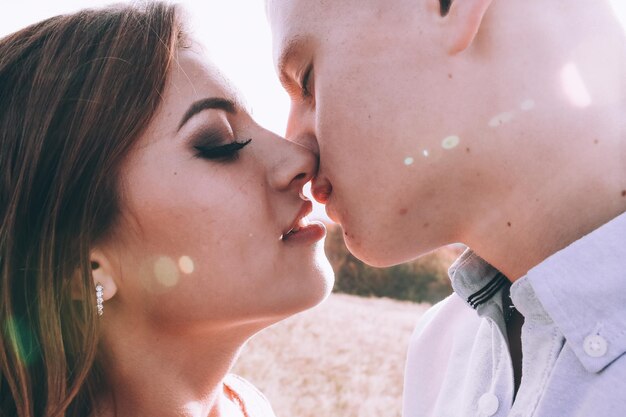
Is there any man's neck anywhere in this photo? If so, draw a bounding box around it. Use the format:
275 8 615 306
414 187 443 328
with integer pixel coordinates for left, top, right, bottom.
466 111 626 281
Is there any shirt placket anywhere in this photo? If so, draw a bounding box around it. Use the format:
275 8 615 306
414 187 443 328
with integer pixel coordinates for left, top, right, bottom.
472 301 516 417
508 281 565 417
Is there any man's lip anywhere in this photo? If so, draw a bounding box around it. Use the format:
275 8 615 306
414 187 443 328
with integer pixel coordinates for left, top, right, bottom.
311 182 332 204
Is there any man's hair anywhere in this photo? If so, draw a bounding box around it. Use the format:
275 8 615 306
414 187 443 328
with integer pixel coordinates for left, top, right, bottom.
0 3 183 416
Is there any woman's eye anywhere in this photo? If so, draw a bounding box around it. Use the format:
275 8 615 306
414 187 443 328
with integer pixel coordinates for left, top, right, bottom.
300 64 313 99
194 138 252 162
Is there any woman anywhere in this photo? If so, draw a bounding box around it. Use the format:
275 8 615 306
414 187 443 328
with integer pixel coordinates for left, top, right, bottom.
0 3 334 416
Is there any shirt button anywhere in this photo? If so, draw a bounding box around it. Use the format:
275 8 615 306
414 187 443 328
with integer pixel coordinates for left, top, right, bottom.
583 334 608 357
478 393 499 416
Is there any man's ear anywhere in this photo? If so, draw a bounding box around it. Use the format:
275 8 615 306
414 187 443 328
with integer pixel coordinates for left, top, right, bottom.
441 0 493 55
88 249 118 302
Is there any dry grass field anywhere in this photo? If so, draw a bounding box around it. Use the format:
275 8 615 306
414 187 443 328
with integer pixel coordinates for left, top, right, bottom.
233 293 431 417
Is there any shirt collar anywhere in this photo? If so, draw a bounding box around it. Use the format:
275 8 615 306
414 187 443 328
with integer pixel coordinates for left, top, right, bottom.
521 211 626 373
449 211 626 373
448 249 509 317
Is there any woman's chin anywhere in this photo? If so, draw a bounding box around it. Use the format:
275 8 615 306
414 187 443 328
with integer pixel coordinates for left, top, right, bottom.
306 257 335 305
304 269 335 308
272 267 335 320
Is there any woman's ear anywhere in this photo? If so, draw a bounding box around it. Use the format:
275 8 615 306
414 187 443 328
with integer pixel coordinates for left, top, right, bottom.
442 0 494 55
89 249 118 302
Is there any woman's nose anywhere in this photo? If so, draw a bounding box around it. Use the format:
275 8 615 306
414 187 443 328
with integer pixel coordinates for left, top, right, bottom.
266 132 318 193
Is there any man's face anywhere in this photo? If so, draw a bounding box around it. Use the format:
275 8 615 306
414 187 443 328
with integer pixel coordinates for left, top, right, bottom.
268 0 492 266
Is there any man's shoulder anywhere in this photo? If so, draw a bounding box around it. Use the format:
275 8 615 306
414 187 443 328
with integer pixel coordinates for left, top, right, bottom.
408 293 483 351
403 293 490 416
405 293 488 384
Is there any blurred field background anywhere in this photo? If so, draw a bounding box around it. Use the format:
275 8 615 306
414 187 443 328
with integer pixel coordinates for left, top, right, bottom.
234 224 463 417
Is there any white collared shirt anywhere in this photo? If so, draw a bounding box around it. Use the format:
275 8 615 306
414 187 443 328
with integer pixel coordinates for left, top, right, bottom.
402 212 626 417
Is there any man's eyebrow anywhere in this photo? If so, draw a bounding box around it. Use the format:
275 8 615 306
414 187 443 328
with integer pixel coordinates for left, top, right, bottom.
277 37 305 85
177 97 237 131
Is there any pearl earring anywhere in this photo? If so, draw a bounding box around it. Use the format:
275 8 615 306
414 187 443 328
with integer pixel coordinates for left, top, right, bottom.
96 283 104 316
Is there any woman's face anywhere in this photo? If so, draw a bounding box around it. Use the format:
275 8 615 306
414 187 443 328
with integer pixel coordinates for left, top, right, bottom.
98 48 334 332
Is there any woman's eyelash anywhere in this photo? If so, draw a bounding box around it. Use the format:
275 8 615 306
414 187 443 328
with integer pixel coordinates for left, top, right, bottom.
194 138 252 162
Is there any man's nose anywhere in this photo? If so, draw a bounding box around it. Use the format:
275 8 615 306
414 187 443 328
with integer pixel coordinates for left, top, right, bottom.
285 102 319 156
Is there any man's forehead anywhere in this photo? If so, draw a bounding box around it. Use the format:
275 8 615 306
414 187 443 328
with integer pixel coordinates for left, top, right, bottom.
266 0 325 27
267 0 322 65
268 0 393 67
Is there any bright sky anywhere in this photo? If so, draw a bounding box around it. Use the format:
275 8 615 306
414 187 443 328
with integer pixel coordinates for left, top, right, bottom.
0 1 287 132
2 0 626 221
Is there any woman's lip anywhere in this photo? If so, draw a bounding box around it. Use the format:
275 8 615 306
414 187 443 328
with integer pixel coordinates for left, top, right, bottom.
282 200 314 238
281 221 326 244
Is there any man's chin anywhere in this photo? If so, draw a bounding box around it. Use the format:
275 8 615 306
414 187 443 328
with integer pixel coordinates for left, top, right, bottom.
344 227 446 267
343 234 413 268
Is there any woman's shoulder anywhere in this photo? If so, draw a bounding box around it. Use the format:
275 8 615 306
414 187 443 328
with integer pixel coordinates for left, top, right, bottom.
224 373 277 417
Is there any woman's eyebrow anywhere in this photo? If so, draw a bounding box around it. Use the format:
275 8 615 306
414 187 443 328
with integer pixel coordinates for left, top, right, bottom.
177 97 237 131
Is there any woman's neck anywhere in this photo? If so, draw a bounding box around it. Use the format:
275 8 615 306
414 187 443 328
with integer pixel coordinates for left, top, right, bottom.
97 318 253 417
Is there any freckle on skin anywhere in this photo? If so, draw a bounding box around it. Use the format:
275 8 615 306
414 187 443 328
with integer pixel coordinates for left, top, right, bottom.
622 190 626 197
507 222 512 227
448 73 453 79
399 208 408 215
423 222 429 228
466 147 471 153
174 172 177 175
594 139 599 144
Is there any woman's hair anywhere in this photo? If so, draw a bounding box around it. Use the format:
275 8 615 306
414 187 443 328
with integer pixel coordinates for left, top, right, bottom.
0 3 183 416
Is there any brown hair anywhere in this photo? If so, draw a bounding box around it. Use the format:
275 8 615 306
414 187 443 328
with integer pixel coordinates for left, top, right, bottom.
0 3 182 416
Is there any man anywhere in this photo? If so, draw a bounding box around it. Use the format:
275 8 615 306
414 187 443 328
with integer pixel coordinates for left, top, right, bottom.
266 0 626 416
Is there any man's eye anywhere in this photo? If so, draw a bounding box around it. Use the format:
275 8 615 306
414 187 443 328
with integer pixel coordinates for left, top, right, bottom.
300 64 313 99
194 139 252 162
